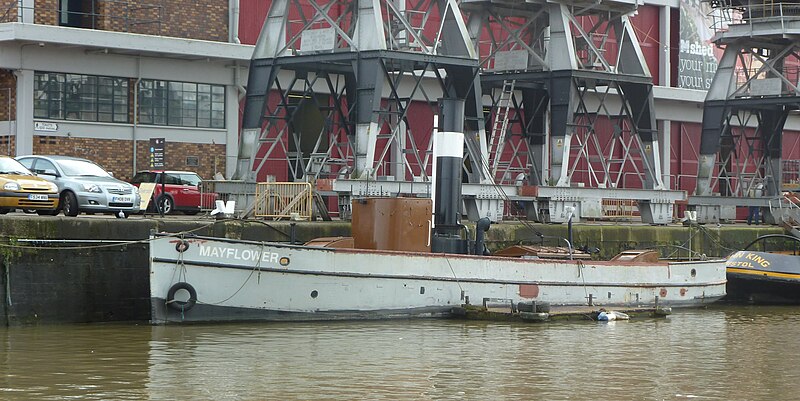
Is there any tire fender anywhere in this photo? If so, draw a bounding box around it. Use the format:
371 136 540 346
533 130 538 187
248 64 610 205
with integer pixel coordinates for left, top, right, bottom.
166 282 197 311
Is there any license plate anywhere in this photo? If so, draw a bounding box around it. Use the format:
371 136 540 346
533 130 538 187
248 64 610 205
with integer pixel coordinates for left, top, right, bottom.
112 196 132 203
28 194 48 201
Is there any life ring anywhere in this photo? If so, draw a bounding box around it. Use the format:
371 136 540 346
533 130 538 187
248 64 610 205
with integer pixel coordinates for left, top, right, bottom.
166 282 197 311
175 240 190 253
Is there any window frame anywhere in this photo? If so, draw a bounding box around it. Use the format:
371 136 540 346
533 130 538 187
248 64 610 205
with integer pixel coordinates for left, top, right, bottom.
138 79 225 129
34 71 129 123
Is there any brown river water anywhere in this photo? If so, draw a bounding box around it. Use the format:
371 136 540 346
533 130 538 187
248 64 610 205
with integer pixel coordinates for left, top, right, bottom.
1 304 799 400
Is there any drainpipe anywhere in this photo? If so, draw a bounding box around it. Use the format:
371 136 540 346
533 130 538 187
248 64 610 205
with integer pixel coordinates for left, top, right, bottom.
229 0 241 44
229 0 245 105
132 58 141 175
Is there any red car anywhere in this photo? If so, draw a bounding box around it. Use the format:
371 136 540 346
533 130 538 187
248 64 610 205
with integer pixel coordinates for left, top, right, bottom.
130 170 217 215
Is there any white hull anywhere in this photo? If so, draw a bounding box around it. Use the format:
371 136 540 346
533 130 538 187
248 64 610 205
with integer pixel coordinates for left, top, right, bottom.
149 235 727 323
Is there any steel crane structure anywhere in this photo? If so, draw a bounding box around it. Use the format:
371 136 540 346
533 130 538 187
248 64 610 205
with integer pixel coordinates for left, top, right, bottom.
460 0 684 224
231 0 516 220
228 0 687 224
692 0 800 223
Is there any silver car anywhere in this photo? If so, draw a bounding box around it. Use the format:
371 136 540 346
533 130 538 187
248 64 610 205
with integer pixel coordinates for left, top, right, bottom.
16 155 141 217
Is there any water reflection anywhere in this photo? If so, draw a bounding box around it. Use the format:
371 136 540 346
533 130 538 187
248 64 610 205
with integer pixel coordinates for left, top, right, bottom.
2 306 800 400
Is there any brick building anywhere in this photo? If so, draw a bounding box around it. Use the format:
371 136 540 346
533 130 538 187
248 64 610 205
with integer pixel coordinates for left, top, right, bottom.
0 0 251 181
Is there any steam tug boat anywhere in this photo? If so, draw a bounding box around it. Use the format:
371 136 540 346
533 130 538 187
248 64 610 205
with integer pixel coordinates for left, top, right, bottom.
726 234 800 303
148 132 727 324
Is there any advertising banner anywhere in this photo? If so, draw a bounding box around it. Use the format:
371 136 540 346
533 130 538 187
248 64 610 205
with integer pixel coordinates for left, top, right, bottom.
678 0 720 90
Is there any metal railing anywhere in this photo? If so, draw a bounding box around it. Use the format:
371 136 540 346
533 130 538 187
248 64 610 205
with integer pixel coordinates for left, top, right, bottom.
1 0 163 35
254 182 313 220
601 199 640 220
709 2 800 33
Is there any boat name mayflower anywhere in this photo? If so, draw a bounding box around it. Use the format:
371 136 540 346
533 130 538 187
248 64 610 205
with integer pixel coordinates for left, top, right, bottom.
198 244 281 263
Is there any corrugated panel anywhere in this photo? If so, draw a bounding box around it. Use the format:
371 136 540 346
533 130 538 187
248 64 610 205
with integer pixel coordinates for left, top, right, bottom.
631 5 661 85
239 0 271 45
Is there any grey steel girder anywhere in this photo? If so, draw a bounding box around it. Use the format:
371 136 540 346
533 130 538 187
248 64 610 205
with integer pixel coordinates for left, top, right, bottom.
464 0 665 194
696 8 800 207
235 0 484 183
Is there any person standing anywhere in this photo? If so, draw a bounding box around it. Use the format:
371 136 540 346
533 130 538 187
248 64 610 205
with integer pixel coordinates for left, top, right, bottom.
747 181 764 225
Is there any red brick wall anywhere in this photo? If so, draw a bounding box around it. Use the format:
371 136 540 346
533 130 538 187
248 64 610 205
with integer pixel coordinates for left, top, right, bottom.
0 70 15 121
134 139 226 179
26 0 228 41
0 0 18 22
161 0 228 41
34 0 57 25
0 136 16 156
96 0 228 41
32 136 225 181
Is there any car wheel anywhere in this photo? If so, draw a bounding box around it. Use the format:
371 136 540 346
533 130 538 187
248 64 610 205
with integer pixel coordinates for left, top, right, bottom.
37 209 59 216
62 191 80 217
157 195 174 215
0 208 10 214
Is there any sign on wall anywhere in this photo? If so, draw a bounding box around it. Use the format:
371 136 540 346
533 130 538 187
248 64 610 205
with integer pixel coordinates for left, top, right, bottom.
149 138 165 169
34 121 58 132
678 0 721 90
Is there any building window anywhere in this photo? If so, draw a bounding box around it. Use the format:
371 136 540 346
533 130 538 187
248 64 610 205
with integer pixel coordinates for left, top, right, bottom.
138 80 167 125
34 72 129 123
34 73 64 120
139 79 225 128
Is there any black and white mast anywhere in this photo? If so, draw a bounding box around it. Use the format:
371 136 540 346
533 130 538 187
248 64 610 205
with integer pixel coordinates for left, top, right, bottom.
431 99 469 254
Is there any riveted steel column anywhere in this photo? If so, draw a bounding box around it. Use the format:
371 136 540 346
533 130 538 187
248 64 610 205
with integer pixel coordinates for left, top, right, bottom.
234 0 289 180
696 44 741 196
522 87 548 186
548 4 578 186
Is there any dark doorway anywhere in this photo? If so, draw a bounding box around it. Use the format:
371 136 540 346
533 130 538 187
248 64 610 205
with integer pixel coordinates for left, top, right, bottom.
287 93 328 181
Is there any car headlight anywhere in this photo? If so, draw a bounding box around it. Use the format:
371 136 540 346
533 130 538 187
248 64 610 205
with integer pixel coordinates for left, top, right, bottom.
81 183 102 193
3 182 19 191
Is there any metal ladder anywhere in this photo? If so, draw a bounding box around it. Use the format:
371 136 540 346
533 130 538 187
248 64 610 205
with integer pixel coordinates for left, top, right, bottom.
489 79 516 179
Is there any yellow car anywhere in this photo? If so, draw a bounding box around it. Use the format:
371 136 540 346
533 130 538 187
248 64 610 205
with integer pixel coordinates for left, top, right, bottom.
0 156 59 214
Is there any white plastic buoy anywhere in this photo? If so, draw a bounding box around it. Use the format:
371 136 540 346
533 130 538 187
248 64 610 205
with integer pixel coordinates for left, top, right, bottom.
597 311 630 321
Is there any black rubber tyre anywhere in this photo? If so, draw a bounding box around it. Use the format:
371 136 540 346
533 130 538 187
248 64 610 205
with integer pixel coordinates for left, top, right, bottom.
166 282 197 312
37 209 59 216
0 208 11 214
62 191 80 217
157 195 174 215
